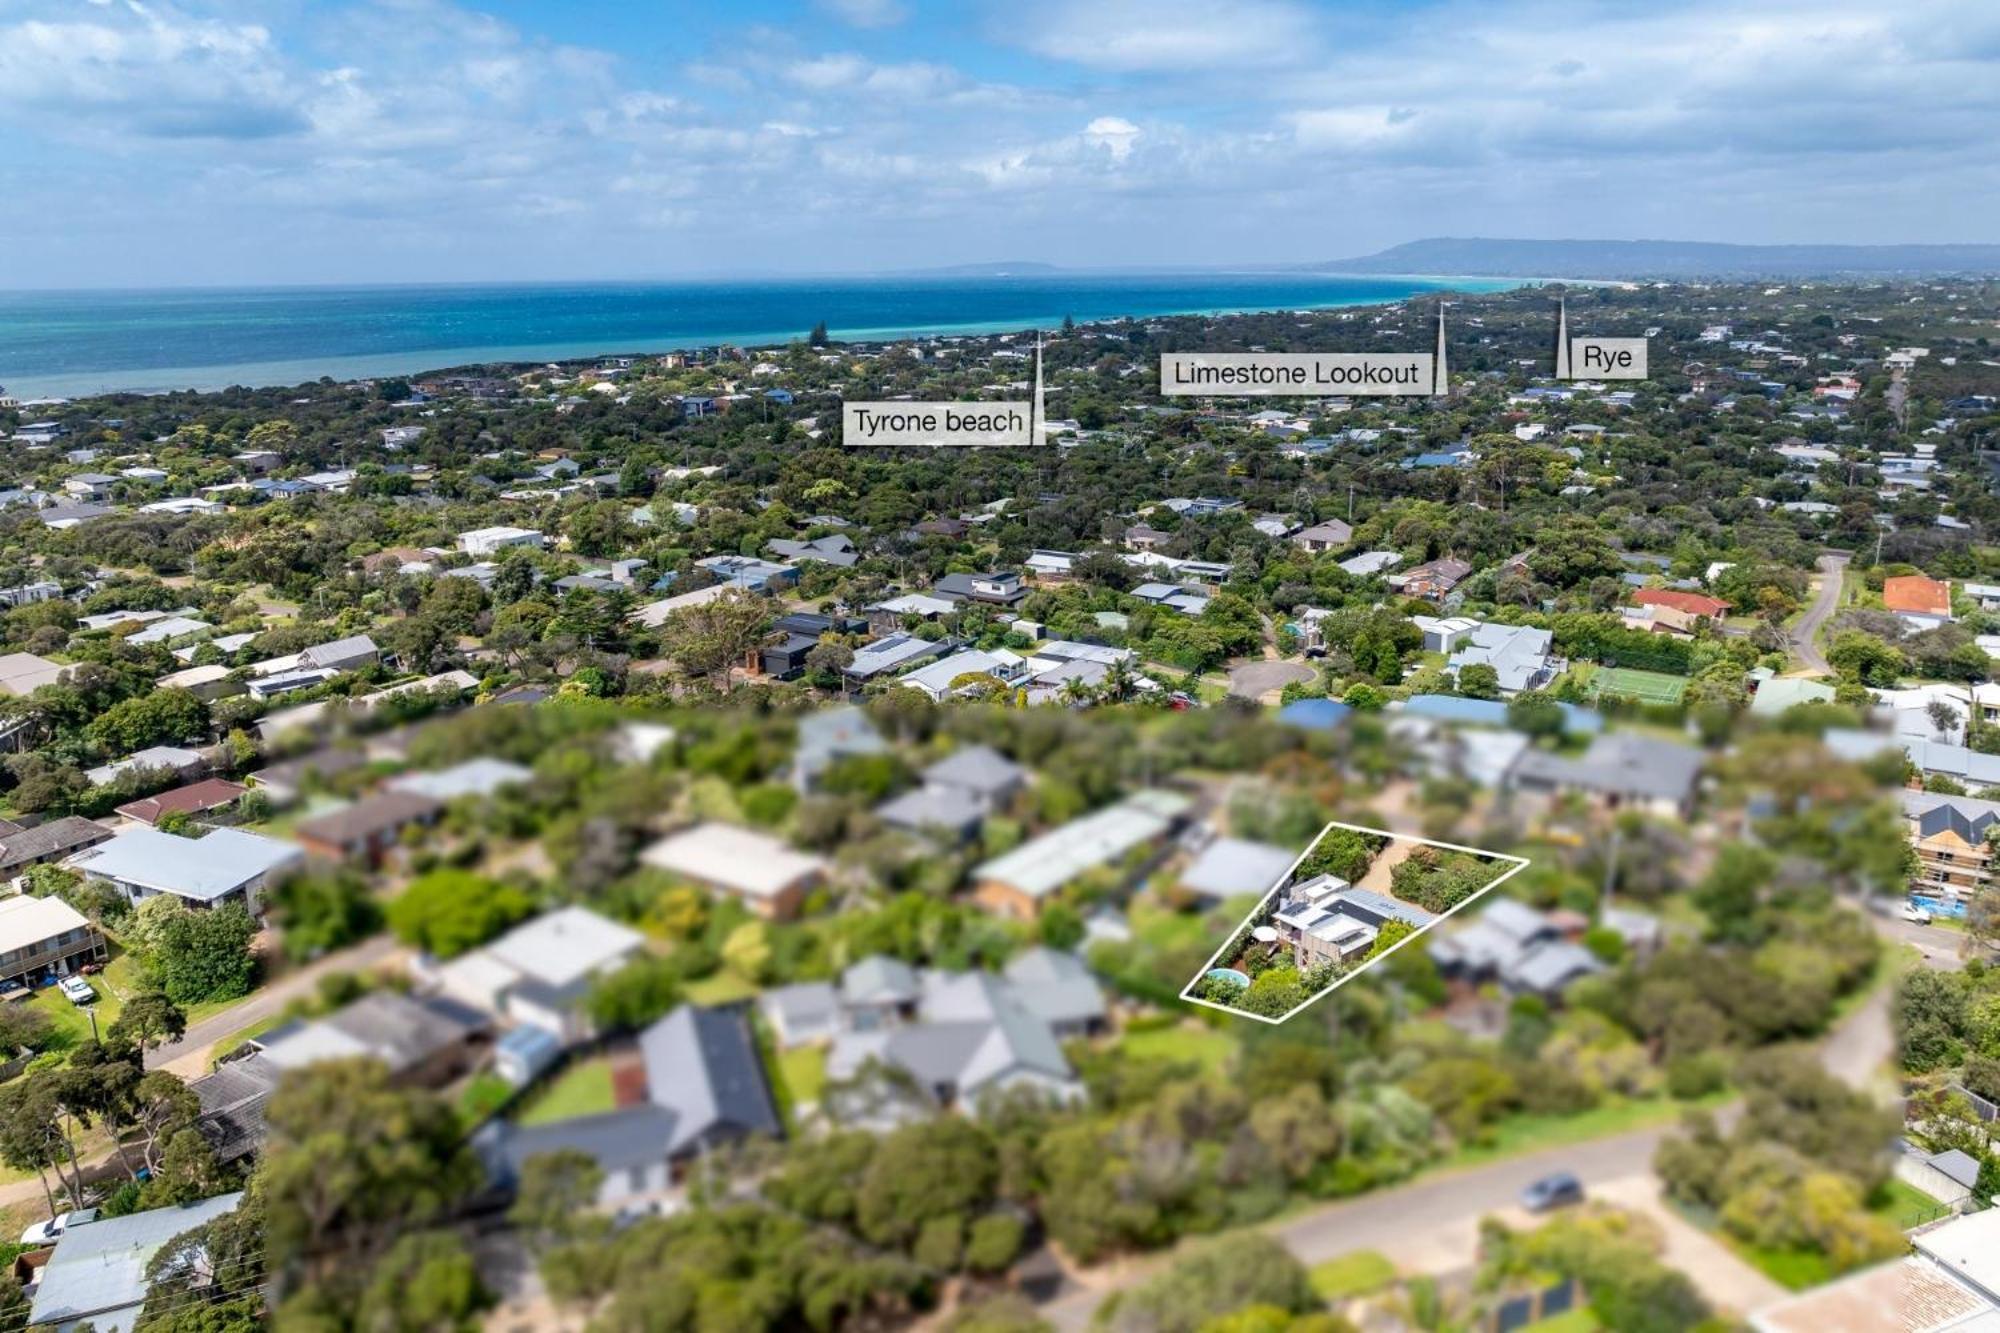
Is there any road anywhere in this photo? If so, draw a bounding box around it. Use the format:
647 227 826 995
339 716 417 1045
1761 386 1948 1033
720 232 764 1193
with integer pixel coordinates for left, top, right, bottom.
1789 551 1850 675
146 932 407 1074
1874 916 1969 971
1037 955 1895 1330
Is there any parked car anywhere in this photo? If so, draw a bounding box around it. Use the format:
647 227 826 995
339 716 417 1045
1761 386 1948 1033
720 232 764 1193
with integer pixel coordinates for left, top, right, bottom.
58 975 95 1005
19 1207 98 1246
1902 901 1936 926
1520 1171 1585 1212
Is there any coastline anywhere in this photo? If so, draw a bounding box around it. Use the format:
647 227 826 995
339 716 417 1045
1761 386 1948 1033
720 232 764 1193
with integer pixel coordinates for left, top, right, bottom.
0 275 1521 400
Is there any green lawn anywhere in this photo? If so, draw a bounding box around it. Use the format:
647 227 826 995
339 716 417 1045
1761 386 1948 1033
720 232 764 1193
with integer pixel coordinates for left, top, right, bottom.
776 1045 827 1107
1873 1177 1949 1231
1117 1022 1239 1075
207 1012 290 1066
1441 1091 1732 1172
684 971 760 1005
517 1056 617 1127
1309 1250 1397 1301
1519 1310 1601 1333
456 1072 515 1129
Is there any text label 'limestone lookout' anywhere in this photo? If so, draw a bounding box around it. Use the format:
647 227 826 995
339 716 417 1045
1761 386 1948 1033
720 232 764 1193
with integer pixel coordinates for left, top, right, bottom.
1160 352 1440 396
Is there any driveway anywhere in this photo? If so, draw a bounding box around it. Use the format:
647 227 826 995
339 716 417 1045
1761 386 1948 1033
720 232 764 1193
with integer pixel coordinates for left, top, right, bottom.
1789 551 1850 675
1228 660 1316 701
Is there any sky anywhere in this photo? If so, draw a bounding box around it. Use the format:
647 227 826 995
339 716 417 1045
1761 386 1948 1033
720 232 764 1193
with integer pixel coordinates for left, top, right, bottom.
1 0 1997 288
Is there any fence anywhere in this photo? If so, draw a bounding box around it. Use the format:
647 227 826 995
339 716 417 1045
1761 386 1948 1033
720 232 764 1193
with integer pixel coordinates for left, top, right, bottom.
1951 1084 2000 1125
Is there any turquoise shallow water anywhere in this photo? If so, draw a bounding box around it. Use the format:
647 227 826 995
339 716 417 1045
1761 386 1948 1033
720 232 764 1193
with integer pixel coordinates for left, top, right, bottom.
0 272 1514 398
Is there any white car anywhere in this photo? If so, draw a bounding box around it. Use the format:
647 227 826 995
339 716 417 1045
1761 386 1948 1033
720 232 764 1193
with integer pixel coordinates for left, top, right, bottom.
58 976 94 1005
1901 901 1936 926
20 1208 96 1246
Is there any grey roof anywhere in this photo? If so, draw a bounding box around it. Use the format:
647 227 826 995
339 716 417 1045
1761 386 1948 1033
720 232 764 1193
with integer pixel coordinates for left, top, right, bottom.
831 970 1073 1104
1179 837 1297 901
923 744 1025 798
1929 1148 1984 1189
876 783 988 835
386 757 533 802
846 633 950 680
795 705 888 774
1318 885 1438 929
293 790 442 847
299 633 379 668
1476 897 1555 942
30 1192 244 1332
495 1104 680 1179
1503 940 1604 995
767 535 859 567
760 981 840 1031
68 827 302 901
1002 948 1105 1028
258 991 488 1076
1902 788 2000 844
0 815 111 871
1445 622 1557 694
638 1004 782 1156
972 789 1191 900
191 1054 280 1163
1512 732 1703 804
841 955 921 1006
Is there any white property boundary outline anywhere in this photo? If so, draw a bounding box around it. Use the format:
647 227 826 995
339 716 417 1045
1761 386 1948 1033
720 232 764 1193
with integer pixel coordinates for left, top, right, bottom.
1178 820 1531 1025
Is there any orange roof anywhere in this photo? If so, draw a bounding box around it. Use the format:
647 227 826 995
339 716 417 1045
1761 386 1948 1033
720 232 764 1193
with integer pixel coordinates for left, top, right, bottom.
1631 588 1731 618
1883 575 1952 617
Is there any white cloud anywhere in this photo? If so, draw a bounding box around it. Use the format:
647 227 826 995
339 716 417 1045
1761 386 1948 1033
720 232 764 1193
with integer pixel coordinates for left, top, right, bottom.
1005 0 1319 71
1083 116 1140 160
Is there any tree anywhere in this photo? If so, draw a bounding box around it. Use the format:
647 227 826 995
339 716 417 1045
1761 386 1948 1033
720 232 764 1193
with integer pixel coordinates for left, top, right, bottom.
584 956 683 1031
122 1071 199 1176
353 1230 490 1332
855 1117 997 1250
107 988 187 1053
386 870 533 959
659 589 769 687
147 1127 228 1207
509 1149 605 1251
1101 1233 1317 1333
809 319 830 346
151 904 259 1005
1455 662 1500 700
270 870 382 961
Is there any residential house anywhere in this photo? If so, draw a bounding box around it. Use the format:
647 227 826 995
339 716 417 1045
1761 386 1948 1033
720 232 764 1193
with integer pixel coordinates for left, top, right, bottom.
255 990 491 1086
482 1003 781 1213
792 705 889 790
1024 550 1077 582
28 1193 246 1333
1884 574 1954 630
1445 622 1564 695
1428 898 1604 1001
1292 520 1354 553
385 757 532 803
114 778 247 827
767 534 859 568
844 632 952 685
84 746 206 789
824 968 1086 1121
0 895 105 991
696 554 797 590
1900 788 2000 909
292 791 444 865
1271 877 1437 971
874 744 1025 841
458 526 545 557
1177 836 1298 906
1339 550 1403 578
68 826 301 913
972 789 1192 919
894 648 1025 701
429 905 646 1044
1630 588 1732 620
1412 615 1480 654
0 816 113 879
1510 732 1704 819
934 570 1028 607
0 652 68 697
1388 557 1473 602
638 822 829 920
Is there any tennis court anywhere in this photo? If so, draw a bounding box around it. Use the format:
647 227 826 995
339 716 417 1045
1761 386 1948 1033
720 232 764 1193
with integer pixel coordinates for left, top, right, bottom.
1588 665 1689 704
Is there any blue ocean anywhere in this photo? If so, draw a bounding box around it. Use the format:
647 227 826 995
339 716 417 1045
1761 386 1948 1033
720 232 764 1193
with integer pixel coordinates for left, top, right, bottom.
0 272 1513 398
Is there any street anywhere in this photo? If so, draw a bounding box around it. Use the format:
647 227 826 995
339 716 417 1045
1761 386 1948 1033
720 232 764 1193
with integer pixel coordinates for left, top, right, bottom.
1037 952 1895 1329
1789 551 1850 675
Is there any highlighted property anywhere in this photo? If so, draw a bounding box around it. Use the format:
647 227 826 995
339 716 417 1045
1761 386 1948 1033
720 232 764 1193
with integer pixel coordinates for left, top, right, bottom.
1181 822 1527 1023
